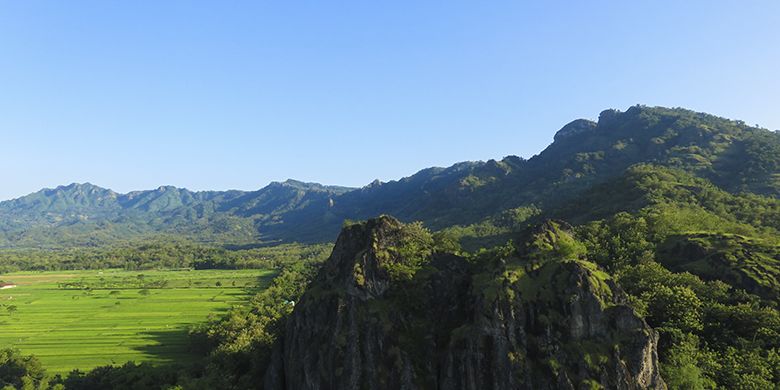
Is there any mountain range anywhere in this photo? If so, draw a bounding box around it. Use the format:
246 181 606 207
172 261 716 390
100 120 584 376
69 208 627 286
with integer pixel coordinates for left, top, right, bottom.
4 104 780 388
2 105 779 249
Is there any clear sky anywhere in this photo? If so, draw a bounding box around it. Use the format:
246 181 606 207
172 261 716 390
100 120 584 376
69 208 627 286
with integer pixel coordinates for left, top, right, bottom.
1 1 778 200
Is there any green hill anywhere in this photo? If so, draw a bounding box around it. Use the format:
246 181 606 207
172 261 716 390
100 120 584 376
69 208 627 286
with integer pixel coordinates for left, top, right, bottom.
3 105 780 388
2 105 778 249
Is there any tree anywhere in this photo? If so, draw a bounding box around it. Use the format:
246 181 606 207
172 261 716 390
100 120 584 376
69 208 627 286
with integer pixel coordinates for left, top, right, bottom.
578 213 654 272
0 348 47 390
660 333 716 389
643 285 703 333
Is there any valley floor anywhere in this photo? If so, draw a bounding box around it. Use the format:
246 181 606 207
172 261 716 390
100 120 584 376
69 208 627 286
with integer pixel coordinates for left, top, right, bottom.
0 268 275 373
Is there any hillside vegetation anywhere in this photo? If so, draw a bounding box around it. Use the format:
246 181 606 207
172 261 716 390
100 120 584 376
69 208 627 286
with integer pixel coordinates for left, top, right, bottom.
1 105 780 389
0 269 274 374
2 106 779 248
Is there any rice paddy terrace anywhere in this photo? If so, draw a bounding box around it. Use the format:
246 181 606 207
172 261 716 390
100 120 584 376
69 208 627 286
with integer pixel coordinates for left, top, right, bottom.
0 268 275 373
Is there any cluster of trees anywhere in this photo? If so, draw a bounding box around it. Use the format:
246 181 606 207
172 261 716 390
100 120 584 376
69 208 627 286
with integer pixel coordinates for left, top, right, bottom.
429 161 780 388
0 348 187 390
0 349 51 390
0 263 322 389
0 239 330 389
619 262 780 388
0 241 331 273
577 210 780 388
57 275 170 291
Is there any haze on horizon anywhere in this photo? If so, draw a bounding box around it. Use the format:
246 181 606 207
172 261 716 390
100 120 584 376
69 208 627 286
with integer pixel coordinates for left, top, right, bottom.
1 1 778 201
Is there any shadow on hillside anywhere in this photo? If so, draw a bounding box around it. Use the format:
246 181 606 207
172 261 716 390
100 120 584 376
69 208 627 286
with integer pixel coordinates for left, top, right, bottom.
242 270 279 295
130 328 204 367
459 232 517 253
127 274 276 366
99 273 280 372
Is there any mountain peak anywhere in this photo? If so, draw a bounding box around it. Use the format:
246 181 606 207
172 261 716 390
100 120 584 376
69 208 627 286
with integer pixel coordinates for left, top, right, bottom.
363 179 383 189
54 182 110 192
553 118 597 142
266 179 353 194
43 183 117 200
1 105 778 248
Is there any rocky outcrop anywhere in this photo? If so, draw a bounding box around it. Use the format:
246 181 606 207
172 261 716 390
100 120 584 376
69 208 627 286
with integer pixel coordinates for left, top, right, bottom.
553 119 598 142
265 216 666 390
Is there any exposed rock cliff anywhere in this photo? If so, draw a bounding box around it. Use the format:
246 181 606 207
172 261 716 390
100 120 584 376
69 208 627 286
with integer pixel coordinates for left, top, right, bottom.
265 216 666 390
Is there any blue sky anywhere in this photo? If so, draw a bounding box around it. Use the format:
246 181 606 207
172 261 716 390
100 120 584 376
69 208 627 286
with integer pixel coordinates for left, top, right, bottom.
1 1 778 200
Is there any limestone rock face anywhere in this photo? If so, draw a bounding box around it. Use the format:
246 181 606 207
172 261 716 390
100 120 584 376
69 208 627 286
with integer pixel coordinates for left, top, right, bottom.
264 217 666 390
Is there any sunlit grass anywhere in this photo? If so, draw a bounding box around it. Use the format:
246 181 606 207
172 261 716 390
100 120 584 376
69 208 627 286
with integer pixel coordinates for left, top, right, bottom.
0 268 275 373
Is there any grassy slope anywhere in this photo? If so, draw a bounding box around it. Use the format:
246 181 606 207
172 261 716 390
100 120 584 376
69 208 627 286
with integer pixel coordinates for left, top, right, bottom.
658 233 780 300
0 269 275 373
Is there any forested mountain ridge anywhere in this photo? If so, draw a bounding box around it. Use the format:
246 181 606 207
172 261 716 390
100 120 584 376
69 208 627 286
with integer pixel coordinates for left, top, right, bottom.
1 105 778 249
0 180 352 247
3 105 780 389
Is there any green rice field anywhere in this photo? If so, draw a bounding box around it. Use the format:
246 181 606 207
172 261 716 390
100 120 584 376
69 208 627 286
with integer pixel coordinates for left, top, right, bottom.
0 268 275 373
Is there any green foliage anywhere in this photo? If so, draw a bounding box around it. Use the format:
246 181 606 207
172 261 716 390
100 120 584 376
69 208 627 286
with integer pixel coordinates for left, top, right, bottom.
380 221 435 281
187 253 325 388
577 212 654 272
62 362 180 390
722 347 780 389
561 163 780 241
0 269 273 375
520 221 587 264
0 260 316 389
431 230 462 254
0 349 47 390
658 233 780 300
0 241 331 272
4 105 776 249
553 232 588 260
1 105 780 388
513 258 613 308
660 333 716 390
439 206 541 251
643 285 703 332
618 262 780 387
0 181 353 248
